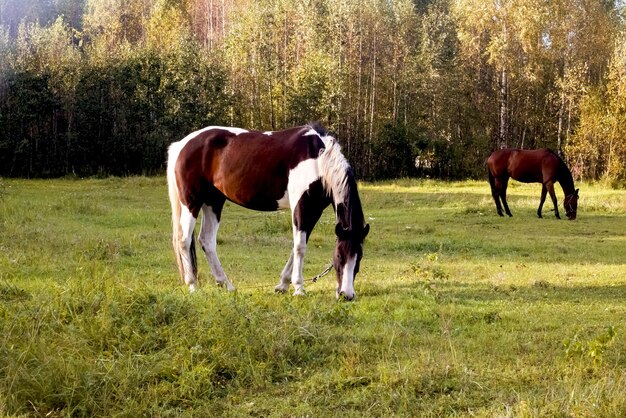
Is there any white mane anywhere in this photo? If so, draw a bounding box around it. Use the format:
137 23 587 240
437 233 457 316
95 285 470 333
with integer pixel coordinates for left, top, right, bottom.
316 132 351 205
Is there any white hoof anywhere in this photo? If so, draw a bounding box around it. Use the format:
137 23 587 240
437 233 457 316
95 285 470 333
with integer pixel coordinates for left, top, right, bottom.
189 284 197 293
292 287 306 296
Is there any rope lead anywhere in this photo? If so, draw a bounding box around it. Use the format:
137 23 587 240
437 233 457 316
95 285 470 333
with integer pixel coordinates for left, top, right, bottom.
310 262 334 283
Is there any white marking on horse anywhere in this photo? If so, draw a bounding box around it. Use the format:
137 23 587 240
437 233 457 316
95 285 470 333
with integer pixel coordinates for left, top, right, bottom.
339 254 357 300
287 158 319 208
168 126 249 173
217 126 248 136
291 230 307 295
275 157 322 210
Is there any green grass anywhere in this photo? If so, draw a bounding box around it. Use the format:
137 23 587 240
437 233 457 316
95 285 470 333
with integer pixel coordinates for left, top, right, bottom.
1 177 625 417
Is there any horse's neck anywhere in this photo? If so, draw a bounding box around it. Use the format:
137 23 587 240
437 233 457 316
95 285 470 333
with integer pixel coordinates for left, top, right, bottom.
556 163 576 196
335 176 364 229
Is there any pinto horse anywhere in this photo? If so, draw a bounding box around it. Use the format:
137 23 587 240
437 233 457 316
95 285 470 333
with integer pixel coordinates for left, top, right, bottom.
167 123 369 300
487 148 579 220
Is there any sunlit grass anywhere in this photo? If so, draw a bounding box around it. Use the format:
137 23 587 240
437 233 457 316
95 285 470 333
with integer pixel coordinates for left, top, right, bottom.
1 177 625 416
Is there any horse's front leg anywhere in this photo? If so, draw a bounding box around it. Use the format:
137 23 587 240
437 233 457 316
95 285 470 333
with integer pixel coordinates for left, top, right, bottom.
547 182 560 219
537 185 547 218
283 180 328 296
290 229 307 296
274 251 293 293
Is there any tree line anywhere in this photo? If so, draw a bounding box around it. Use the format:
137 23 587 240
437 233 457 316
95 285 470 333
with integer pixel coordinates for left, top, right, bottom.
0 0 624 183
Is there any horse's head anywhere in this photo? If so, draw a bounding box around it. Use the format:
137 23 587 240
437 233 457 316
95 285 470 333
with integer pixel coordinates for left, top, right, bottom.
564 188 579 220
333 223 370 301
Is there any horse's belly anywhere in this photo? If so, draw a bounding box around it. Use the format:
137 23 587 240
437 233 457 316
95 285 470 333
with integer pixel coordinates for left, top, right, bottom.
220 186 287 211
511 168 543 183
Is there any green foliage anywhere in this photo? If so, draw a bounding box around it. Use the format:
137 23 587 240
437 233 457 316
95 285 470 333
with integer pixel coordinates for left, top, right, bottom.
0 16 229 177
370 123 425 179
286 49 341 126
567 34 626 185
0 0 625 180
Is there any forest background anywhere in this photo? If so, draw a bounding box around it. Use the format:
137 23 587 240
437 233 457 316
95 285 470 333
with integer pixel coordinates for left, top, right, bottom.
0 0 625 183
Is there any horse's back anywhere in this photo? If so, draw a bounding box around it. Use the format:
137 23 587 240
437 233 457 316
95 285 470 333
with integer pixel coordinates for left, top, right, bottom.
488 148 559 183
171 125 326 211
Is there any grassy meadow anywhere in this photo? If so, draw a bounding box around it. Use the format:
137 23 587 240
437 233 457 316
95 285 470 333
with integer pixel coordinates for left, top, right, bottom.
1 177 625 417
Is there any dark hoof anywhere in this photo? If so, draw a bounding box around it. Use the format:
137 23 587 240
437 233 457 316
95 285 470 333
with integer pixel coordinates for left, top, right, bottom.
274 285 288 294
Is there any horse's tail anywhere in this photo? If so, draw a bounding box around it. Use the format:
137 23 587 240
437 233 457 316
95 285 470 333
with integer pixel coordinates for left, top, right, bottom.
167 142 188 283
487 166 497 194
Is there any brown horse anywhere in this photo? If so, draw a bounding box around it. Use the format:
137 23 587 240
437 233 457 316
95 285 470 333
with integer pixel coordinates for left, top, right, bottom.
487 148 579 220
167 123 369 300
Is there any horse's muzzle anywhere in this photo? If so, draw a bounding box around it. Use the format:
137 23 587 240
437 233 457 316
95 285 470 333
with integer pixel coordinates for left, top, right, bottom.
338 291 356 301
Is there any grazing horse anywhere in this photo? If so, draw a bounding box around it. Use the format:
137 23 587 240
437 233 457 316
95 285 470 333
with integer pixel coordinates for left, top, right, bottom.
167 123 369 300
487 148 579 220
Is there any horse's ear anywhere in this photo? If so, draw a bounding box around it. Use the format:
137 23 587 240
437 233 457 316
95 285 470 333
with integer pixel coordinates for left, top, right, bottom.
575 188 579 196
318 147 325 157
335 223 350 240
362 223 370 239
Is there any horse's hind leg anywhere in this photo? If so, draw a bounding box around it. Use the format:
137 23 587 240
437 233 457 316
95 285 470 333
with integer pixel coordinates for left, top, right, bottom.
489 172 504 216
199 203 235 291
179 205 199 291
498 178 513 217
537 185 547 218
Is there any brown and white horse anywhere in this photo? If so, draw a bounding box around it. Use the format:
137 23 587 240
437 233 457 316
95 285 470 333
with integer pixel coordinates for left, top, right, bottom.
167 123 369 300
